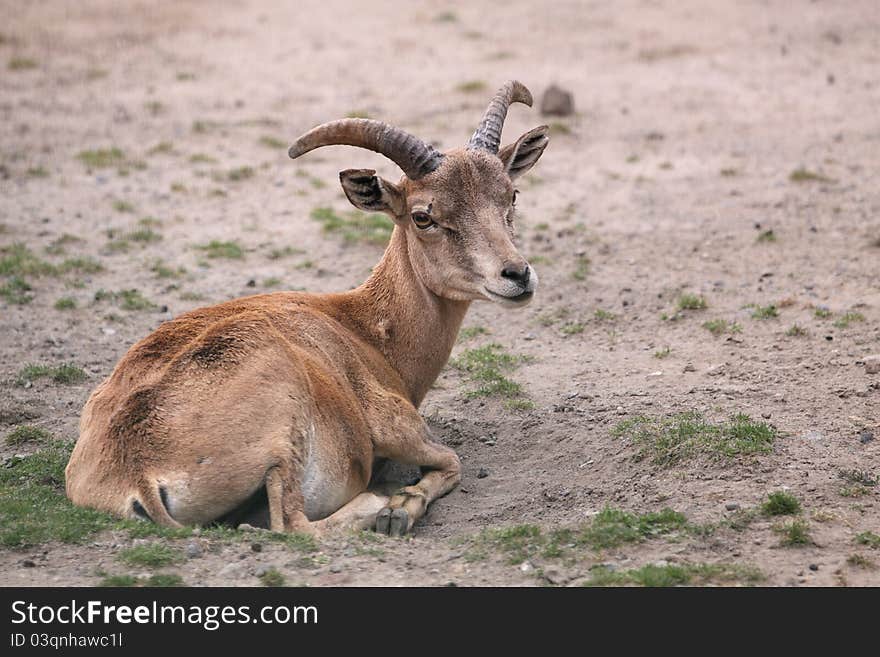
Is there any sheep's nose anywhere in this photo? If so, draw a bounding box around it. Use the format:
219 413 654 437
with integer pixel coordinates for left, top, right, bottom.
501 262 531 285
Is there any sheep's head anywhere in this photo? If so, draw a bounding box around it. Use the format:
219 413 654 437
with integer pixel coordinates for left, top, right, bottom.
289 81 549 306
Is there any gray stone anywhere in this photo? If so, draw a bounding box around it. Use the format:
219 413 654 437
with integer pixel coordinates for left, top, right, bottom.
185 541 202 559
540 85 575 117
864 355 880 374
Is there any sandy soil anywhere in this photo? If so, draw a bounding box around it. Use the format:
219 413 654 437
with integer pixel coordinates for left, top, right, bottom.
1 0 879 586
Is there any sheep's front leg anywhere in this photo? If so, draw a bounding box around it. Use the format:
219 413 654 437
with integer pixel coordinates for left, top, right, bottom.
372 429 461 537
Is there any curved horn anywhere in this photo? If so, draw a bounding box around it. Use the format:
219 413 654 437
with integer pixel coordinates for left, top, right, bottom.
467 80 534 154
288 118 443 180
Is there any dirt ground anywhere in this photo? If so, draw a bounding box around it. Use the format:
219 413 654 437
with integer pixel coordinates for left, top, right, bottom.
1 0 879 587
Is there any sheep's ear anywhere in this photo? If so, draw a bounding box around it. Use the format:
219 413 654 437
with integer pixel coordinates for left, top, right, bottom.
339 169 406 216
498 126 550 179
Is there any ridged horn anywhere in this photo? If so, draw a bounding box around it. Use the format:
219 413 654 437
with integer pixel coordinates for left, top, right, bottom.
288 118 443 180
466 80 534 154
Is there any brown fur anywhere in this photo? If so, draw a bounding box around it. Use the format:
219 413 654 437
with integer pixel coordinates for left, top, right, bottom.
66 113 549 536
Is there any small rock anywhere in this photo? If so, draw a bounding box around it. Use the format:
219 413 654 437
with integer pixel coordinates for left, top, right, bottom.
477 467 489 479
237 522 264 532
707 363 726 376
520 561 533 573
725 503 740 511
251 542 263 553
329 563 342 573
184 541 202 559
21 560 36 568
683 363 696 373
101 327 116 336
246 279 256 288
254 566 269 577
859 430 875 444
864 355 880 374
800 430 824 442
524 332 537 341
218 562 244 578
809 564 819 571
762 412 771 419
646 371 663 378
540 84 575 116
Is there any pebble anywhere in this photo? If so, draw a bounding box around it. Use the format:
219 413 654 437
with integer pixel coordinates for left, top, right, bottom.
725 503 740 511
185 541 202 559
251 542 263 553
809 564 819 571
329 563 342 573
524 332 537 341
707 363 726 376
540 85 574 116
859 430 875 444
762 412 771 419
864 355 880 374
21 560 36 568
218 562 244 578
520 561 533 573
683 363 696 372
477 467 489 479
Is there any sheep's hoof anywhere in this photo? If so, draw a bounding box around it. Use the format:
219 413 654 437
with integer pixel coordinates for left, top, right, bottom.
375 507 392 534
389 508 409 537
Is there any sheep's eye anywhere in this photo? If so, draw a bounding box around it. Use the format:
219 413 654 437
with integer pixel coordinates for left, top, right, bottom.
411 212 435 229
512 189 519 206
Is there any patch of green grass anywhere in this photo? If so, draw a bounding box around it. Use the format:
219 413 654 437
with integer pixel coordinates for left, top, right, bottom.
60 256 103 274
259 568 286 586
702 319 741 335
258 136 286 149
776 519 812 546
77 147 125 169
612 412 776 466
267 246 304 260
580 507 687 550
262 277 282 288
833 312 865 329
458 326 488 341
0 243 57 277
761 491 801 516
344 110 371 119
840 485 871 498
584 562 764 587
225 166 255 182
847 554 876 570
572 256 591 281
128 228 162 243
455 80 487 93
94 289 156 311
537 307 570 327
561 322 585 335
756 229 776 243
118 543 183 568
310 207 394 246
838 469 878 488
789 168 834 183
467 507 690 565
855 531 880 548
5 425 51 446
54 296 76 310
450 343 530 399
504 399 535 411
750 304 778 320
27 166 49 178
0 276 33 304
189 153 217 164
147 141 174 155
8 57 37 71
119 289 155 311
654 347 671 359
196 240 243 259
16 363 86 386
786 324 808 337
0 441 115 547
594 309 616 321
677 294 707 311
113 199 135 213
99 573 184 587
150 259 186 278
